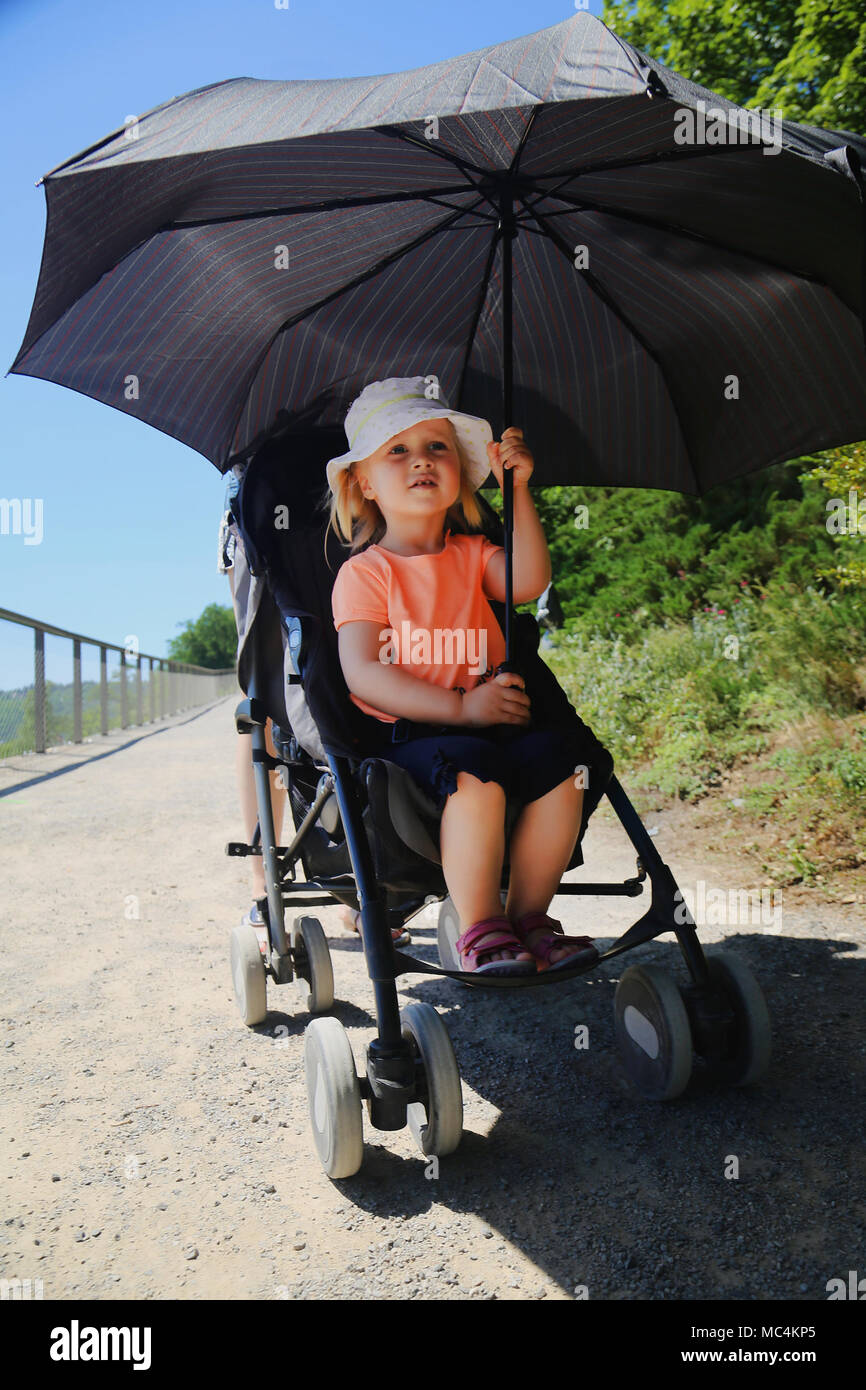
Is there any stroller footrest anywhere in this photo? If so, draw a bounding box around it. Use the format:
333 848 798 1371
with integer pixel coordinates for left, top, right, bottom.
225 841 262 857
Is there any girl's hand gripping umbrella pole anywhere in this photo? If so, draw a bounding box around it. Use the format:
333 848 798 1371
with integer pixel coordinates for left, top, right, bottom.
486 426 536 681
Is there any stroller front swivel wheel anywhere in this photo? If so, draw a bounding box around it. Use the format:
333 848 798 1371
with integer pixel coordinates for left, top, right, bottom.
304 1017 363 1179
230 924 268 1027
291 916 335 1014
614 965 693 1101
401 1003 463 1157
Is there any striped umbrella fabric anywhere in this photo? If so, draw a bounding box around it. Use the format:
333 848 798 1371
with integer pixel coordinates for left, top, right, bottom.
10 11 866 492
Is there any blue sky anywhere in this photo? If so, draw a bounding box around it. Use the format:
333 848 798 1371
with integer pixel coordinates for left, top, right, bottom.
0 0 603 685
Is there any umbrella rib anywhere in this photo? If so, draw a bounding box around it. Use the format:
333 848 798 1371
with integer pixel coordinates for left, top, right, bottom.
422 197 500 225
520 186 829 291
271 197 490 338
161 184 484 231
455 226 503 413
527 139 774 183
375 110 545 202
519 194 699 491
224 197 489 459
373 123 494 183
510 104 541 176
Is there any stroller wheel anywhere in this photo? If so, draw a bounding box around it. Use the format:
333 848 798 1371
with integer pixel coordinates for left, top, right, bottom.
291 916 335 1014
401 1003 463 1157
703 952 771 1087
230 924 268 1027
304 1018 363 1179
614 965 693 1101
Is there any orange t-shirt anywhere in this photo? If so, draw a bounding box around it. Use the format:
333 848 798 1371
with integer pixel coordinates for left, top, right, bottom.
331 528 507 723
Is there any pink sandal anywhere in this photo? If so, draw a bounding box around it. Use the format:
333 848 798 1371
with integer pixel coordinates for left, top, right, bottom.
455 916 536 977
512 911 596 972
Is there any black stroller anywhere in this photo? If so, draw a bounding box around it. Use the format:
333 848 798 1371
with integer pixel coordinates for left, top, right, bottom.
226 430 771 1179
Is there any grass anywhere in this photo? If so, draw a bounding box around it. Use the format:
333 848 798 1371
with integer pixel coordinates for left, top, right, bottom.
544 577 866 884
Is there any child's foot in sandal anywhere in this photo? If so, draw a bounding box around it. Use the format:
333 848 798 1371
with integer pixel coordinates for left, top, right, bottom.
241 903 269 957
512 911 596 972
455 916 536 976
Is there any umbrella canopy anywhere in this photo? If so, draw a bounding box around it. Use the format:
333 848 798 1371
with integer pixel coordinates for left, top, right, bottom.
11 9 866 494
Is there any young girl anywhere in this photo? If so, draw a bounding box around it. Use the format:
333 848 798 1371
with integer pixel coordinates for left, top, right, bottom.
326 376 609 976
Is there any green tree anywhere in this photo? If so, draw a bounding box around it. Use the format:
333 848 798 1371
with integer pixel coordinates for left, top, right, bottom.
168 604 237 668
757 0 866 130
601 0 866 601
603 0 866 130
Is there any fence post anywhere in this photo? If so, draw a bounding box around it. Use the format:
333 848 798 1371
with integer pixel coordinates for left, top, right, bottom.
149 657 155 724
73 639 82 744
120 650 127 730
34 627 46 754
136 654 143 726
100 646 108 735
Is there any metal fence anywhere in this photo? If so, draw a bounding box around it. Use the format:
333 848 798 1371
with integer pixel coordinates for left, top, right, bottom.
0 607 238 759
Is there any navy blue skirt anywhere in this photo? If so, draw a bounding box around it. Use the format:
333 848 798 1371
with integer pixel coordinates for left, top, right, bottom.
362 715 614 867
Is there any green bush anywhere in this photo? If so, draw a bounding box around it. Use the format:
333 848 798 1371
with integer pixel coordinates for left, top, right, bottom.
546 575 865 804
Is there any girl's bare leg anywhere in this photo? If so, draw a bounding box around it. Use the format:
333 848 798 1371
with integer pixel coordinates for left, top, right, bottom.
505 777 587 964
439 772 533 964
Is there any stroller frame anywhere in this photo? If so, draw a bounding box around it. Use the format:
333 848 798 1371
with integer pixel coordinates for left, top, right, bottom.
225 427 770 1173
231 627 735 1138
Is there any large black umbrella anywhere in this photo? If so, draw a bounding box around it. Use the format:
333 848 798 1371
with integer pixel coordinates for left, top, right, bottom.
11 10 866 658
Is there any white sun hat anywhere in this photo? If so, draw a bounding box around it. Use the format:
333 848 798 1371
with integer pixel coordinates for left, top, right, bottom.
325 376 493 494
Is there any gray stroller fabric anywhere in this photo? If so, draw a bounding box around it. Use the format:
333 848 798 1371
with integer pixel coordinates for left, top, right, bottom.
228 520 327 764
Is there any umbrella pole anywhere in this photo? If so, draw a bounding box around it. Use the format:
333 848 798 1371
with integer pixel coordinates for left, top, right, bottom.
500 192 516 671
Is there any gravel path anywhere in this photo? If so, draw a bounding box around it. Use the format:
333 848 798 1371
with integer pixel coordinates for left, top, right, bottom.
1 698 864 1300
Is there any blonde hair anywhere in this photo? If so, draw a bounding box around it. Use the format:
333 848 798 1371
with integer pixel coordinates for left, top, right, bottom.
322 425 484 568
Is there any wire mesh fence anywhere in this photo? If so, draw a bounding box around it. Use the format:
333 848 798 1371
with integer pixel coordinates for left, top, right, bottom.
0 608 237 759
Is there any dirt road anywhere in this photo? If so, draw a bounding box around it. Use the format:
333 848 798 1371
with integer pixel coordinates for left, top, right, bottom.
1 699 864 1300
